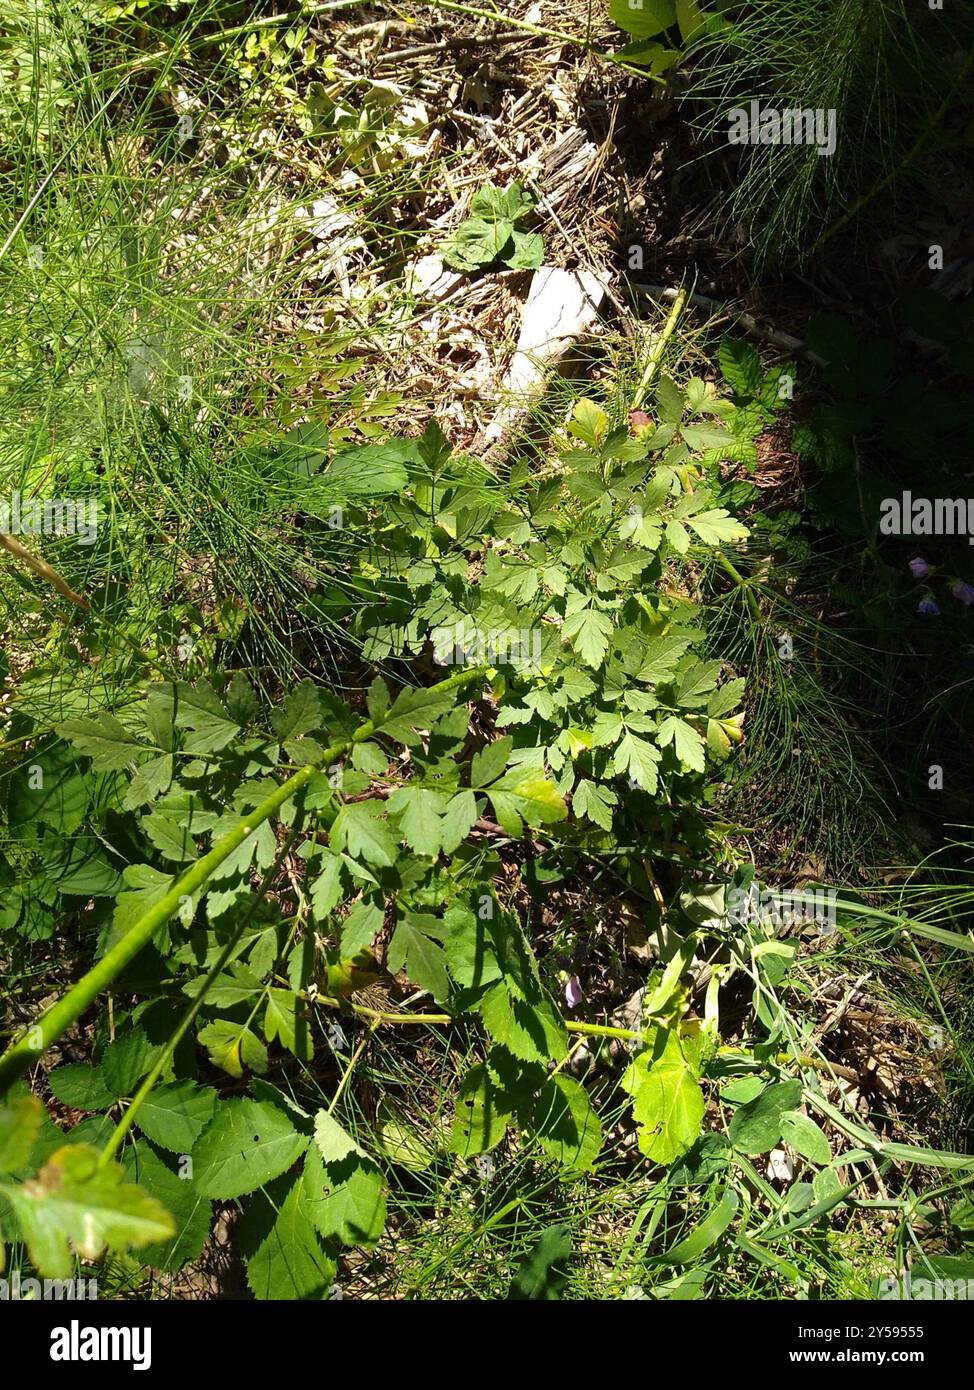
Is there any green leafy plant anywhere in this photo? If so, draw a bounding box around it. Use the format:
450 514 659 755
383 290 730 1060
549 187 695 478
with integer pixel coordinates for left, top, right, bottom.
608 0 721 74
442 182 544 273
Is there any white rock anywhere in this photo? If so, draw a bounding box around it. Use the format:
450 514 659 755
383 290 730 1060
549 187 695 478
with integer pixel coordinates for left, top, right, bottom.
767 1148 795 1183
484 266 607 443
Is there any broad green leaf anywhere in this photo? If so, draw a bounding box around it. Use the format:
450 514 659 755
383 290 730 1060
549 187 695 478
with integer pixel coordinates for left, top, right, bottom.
608 0 676 40
505 230 544 270
39 836 123 898
637 635 694 683
719 338 762 396
57 712 147 770
194 1100 310 1199
123 754 175 809
314 1108 369 1165
360 680 389 731
779 1111 832 1166
310 850 344 918
123 1142 211 1273
102 1028 157 1099
441 789 478 853
387 786 446 857
240 1174 336 1299
265 988 314 1063
470 181 534 222
225 672 260 725
142 810 197 862
707 677 746 719
443 215 515 270
478 981 567 1064
485 769 567 838
444 906 504 991
706 719 732 760
670 1133 732 1184
8 745 90 834
612 731 661 791
168 681 240 753
686 509 748 546
387 912 451 1004
471 735 513 788
197 1019 268 1078
450 1064 512 1156
339 897 384 957
136 1082 218 1153
330 801 397 868
658 715 705 772
562 607 613 668
0 1144 175 1279
656 374 685 423
617 38 682 72
619 504 662 549
572 779 617 830
47 1064 115 1113
111 863 174 940
302 1143 386 1247
722 1076 766 1106
675 0 705 42
676 659 722 706
622 1032 705 1165
949 1196 974 1233
531 1075 602 1171
270 680 321 739
185 962 263 1009
683 425 732 452
508 1224 570 1300
0 1096 42 1174
569 398 610 448
665 518 690 554
379 683 462 744
729 1080 803 1155
327 442 411 495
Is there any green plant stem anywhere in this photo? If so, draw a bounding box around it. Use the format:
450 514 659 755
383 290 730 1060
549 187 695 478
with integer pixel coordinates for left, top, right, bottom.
715 551 761 621
0 531 90 609
98 831 303 1165
333 1002 858 1077
632 286 688 410
0 531 170 678
0 666 487 1095
327 1021 379 1115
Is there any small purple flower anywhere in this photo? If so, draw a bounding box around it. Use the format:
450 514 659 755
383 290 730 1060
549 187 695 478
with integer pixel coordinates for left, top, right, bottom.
951 580 974 607
564 975 583 1008
918 598 940 615
908 557 930 579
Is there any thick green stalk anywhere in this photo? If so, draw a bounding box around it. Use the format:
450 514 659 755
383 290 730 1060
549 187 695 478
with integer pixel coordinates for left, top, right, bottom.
715 550 761 621
632 286 688 410
98 832 303 1165
0 666 486 1094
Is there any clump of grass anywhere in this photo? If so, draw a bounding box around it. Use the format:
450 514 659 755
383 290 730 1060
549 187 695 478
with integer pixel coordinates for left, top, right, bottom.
682 0 971 269
700 540 897 877
0 0 479 718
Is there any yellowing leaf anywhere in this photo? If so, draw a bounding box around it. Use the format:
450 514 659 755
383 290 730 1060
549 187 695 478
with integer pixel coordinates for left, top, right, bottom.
569 398 610 448
622 1030 705 1165
0 1144 175 1278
